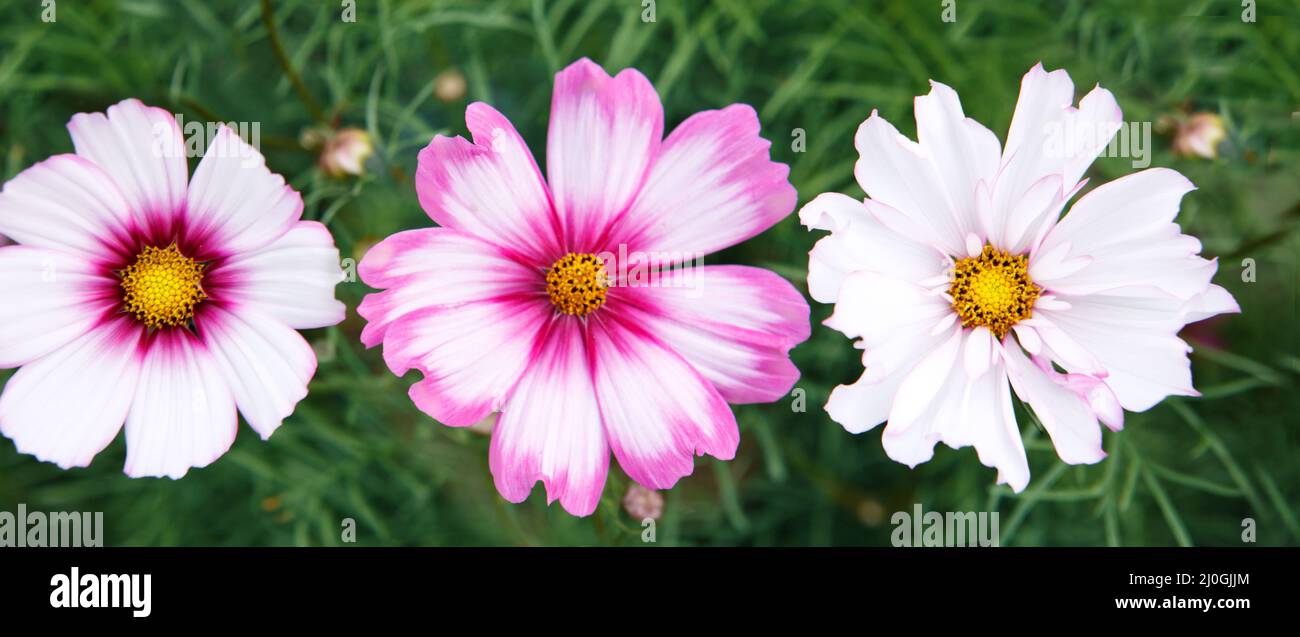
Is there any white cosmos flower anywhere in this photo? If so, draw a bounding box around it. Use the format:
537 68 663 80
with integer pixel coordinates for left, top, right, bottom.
800 64 1239 491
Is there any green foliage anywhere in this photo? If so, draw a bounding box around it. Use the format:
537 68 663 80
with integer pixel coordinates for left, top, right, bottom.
0 0 1296 546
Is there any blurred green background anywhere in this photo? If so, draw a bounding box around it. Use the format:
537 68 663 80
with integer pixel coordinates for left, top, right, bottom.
0 0 1296 546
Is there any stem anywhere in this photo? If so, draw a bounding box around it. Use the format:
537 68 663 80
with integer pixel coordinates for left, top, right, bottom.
260 0 326 124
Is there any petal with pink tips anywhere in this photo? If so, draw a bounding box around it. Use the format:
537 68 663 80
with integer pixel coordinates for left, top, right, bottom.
67 98 188 237
185 126 302 258
490 317 609 516
590 316 738 490
612 265 809 404
611 104 795 260
382 297 551 427
548 59 663 252
357 228 542 347
208 220 346 330
417 103 561 264
198 305 315 439
1038 292 1198 411
124 329 238 479
0 318 143 470
1002 343 1106 465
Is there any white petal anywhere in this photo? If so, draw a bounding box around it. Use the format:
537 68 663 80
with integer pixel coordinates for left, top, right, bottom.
199 305 315 439
963 326 994 379
854 111 966 255
1002 343 1106 465
0 155 135 259
881 327 963 466
0 318 142 469
124 330 237 479
914 80 1002 238
0 246 114 366
211 220 345 329
185 126 302 256
67 98 188 232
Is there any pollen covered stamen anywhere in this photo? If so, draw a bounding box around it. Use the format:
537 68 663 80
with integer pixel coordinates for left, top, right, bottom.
546 252 608 317
120 244 208 328
949 245 1040 339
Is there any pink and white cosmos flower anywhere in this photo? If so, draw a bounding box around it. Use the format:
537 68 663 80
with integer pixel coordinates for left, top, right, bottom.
0 99 345 478
359 58 809 516
801 64 1239 491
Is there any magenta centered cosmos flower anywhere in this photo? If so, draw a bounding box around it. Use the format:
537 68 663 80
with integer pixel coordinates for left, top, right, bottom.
801 64 1239 491
359 58 809 516
0 99 345 478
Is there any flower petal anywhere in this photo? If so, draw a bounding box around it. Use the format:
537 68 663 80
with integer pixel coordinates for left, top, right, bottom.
611 265 809 404
124 329 237 479
208 220 345 330
198 305 315 439
547 58 662 252
1037 291 1198 411
992 64 1121 223
0 318 142 469
381 297 551 427
0 245 117 367
854 111 966 255
799 193 948 304
416 103 561 264
66 98 188 237
357 228 541 347
1002 342 1106 465
611 104 795 259
0 155 136 261
1035 168 1220 299
590 315 738 490
184 126 302 258
914 80 1002 238
490 317 608 516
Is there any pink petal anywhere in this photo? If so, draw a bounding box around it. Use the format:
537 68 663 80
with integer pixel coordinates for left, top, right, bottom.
356 228 541 347
416 103 561 265
609 104 794 259
611 265 809 404
67 98 188 238
490 317 609 516
0 154 136 261
0 317 143 469
207 220 346 330
0 245 117 367
198 305 315 439
547 58 662 252
381 297 551 427
124 329 237 479
185 126 302 258
590 315 738 490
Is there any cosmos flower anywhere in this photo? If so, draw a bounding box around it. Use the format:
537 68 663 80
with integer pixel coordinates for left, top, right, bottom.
801 64 1239 491
359 58 808 516
0 99 345 478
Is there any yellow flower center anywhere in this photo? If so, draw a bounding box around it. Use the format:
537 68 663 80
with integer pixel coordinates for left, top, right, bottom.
545 252 608 317
949 245 1040 339
119 244 208 328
